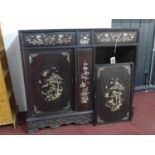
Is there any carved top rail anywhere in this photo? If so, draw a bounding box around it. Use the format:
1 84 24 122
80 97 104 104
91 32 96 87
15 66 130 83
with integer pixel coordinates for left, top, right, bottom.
19 29 138 49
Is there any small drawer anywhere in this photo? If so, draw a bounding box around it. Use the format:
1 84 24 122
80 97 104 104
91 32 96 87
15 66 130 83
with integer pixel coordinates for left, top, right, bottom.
21 31 76 48
78 31 92 45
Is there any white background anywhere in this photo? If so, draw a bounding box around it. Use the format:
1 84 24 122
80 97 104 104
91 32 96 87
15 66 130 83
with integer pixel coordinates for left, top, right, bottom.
0 0 155 154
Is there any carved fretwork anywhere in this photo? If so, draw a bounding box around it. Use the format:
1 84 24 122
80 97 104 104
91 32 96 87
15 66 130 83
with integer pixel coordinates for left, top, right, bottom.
27 112 93 134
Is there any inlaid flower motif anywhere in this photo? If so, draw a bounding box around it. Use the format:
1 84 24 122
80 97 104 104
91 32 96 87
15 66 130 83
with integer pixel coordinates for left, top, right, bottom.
80 61 90 104
38 66 64 102
105 77 125 111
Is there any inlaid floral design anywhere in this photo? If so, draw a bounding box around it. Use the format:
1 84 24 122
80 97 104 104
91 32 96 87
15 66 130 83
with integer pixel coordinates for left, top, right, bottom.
95 31 137 44
79 32 91 45
24 32 74 46
104 77 125 111
38 66 64 102
80 61 90 104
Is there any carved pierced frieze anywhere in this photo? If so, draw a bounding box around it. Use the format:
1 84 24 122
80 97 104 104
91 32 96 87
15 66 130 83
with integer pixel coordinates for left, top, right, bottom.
27 113 93 133
94 31 137 44
21 30 138 48
23 32 75 47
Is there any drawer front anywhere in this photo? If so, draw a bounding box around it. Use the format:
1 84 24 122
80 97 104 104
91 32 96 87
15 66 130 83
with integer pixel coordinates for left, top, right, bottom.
20 32 76 48
23 49 73 116
76 48 93 111
94 31 138 45
95 63 134 123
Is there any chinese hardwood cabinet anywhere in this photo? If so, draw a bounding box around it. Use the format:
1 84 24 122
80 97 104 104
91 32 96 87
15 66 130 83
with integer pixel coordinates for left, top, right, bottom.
19 29 138 133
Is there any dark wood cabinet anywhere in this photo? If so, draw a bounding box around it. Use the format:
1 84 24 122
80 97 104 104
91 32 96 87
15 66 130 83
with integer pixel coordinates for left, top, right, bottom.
19 29 138 133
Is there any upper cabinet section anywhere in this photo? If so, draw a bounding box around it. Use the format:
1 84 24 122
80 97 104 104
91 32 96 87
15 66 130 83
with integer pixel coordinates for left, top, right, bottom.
19 29 138 49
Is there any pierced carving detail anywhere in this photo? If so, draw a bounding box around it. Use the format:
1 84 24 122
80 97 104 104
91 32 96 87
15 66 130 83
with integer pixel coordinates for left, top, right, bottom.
80 61 90 104
38 66 64 102
94 31 137 44
24 32 75 46
27 113 93 133
105 77 125 112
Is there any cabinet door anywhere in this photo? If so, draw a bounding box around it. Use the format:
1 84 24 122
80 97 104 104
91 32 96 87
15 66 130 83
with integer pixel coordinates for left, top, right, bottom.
23 49 73 116
95 63 134 124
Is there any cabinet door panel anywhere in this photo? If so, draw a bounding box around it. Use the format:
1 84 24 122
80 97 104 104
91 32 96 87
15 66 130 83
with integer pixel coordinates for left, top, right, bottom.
24 49 73 116
95 63 134 124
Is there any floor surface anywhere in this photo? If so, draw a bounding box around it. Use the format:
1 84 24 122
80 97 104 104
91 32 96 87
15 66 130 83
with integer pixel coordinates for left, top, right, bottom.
0 91 155 135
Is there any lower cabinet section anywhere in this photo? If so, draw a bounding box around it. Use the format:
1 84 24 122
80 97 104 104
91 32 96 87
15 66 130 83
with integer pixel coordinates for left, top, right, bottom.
22 49 94 133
